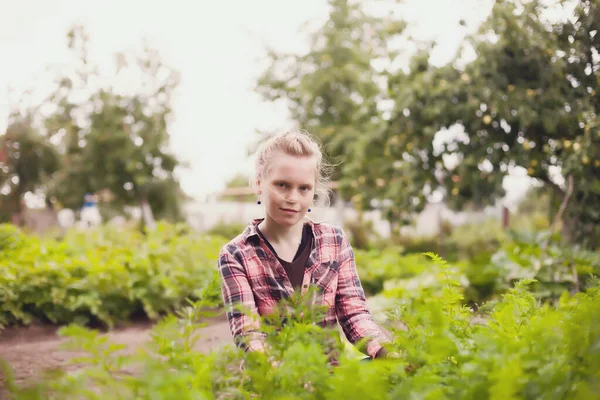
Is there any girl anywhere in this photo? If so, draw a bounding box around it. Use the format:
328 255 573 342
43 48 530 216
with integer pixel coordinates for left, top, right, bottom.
217 131 391 363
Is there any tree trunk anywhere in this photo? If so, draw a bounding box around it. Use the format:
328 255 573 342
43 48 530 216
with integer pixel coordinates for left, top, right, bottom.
542 175 574 251
437 207 446 259
139 195 156 232
12 190 23 227
502 206 510 230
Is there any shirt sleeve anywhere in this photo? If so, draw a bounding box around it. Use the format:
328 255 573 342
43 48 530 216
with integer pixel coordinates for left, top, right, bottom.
218 247 266 352
334 229 390 358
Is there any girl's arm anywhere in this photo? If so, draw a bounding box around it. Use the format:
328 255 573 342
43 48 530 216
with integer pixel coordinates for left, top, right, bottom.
334 229 391 358
218 247 266 353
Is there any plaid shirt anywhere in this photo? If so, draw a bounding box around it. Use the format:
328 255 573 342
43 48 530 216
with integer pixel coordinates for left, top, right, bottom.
217 218 389 358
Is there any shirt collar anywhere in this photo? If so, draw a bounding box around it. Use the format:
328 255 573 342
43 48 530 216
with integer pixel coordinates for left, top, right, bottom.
241 217 320 244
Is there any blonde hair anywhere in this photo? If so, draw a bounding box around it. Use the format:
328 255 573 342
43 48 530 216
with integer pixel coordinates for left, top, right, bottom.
252 131 331 206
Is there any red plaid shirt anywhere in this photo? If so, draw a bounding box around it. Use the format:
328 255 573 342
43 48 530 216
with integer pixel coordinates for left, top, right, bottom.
217 218 389 358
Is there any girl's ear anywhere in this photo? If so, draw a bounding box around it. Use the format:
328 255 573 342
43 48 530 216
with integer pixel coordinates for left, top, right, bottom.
256 179 261 194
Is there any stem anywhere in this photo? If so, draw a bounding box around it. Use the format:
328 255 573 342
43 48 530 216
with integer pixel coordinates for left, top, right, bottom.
538 173 567 199
14 187 23 226
571 263 580 294
541 175 574 251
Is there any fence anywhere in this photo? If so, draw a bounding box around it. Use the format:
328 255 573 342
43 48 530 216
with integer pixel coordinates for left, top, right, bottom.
183 200 505 238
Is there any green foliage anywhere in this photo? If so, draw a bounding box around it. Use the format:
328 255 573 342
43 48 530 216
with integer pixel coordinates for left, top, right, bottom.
354 249 432 295
489 229 600 302
447 218 505 261
44 25 185 222
357 219 599 307
514 187 553 231
343 213 382 250
4 255 600 399
206 221 247 241
219 173 255 202
0 223 27 253
0 222 225 328
257 0 600 248
379 0 600 243
0 111 61 221
256 0 406 182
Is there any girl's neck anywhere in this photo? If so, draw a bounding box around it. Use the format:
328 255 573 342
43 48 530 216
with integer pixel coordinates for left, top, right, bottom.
258 215 304 245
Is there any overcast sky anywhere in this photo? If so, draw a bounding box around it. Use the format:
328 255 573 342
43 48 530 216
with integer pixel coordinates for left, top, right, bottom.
1 0 536 205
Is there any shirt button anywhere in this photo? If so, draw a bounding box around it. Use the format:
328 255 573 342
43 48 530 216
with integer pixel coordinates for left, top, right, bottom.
303 284 308 289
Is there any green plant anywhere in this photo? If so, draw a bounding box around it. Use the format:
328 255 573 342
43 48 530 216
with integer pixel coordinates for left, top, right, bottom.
4 254 600 399
343 213 382 250
490 229 600 302
206 220 247 240
0 222 225 328
354 249 432 295
447 218 505 262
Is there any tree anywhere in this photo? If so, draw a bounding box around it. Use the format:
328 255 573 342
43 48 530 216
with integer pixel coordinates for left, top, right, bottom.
376 0 599 245
258 0 600 247
44 26 185 225
256 0 406 182
0 111 61 224
218 173 254 202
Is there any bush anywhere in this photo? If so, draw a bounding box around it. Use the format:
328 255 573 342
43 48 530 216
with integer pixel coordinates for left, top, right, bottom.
0 223 27 253
489 230 600 301
3 254 600 399
343 213 381 250
359 221 600 307
455 228 600 306
447 218 505 262
206 220 247 240
354 249 433 295
382 218 505 263
0 222 226 328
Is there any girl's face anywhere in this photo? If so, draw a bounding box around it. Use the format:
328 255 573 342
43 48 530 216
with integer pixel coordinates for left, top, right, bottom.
258 152 317 228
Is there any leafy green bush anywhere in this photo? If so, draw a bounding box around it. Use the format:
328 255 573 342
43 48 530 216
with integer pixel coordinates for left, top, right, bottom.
354 249 433 295
206 220 247 240
0 222 225 328
3 254 600 399
443 227 600 306
487 230 600 303
386 233 451 257
0 223 27 253
447 218 505 262
343 213 382 250
372 218 598 306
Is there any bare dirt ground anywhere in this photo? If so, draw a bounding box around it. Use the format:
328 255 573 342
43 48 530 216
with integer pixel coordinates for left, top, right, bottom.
0 316 233 398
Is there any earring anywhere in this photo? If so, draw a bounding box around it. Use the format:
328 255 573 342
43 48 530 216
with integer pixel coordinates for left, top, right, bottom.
308 207 312 212
257 199 262 205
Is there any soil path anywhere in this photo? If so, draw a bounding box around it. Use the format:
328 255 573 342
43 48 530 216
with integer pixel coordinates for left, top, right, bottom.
0 316 232 397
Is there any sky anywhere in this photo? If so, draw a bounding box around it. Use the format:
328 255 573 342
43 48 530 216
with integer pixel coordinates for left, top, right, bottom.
0 0 533 206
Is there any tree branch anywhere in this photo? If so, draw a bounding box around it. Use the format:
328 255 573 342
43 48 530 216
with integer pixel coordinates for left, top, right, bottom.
541 174 574 251
537 173 566 198
572 262 580 294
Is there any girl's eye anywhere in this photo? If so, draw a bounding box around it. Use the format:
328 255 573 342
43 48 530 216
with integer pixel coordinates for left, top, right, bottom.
277 183 286 188
300 187 309 192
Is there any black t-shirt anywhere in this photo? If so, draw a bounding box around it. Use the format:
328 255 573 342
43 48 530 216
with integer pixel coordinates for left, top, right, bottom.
256 223 313 290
